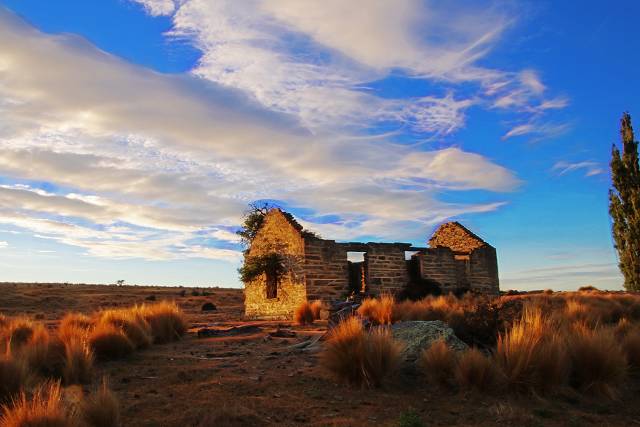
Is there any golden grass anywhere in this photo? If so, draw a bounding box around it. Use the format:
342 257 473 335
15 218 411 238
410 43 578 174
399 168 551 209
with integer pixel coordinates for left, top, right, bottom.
80 380 120 427
294 301 315 325
456 348 499 392
567 324 627 397
59 313 93 333
0 381 71 427
88 323 134 361
2 317 38 353
357 294 394 325
322 317 402 387
139 301 188 344
98 309 152 349
0 356 27 404
419 340 457 388
310 300 324 320
495 308 569 394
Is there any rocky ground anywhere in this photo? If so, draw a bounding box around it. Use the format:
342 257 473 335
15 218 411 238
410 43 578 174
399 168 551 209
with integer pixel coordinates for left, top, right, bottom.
1 282 639 426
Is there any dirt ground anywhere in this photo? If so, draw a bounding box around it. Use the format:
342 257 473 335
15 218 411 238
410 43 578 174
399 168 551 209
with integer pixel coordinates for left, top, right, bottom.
2 282 640 427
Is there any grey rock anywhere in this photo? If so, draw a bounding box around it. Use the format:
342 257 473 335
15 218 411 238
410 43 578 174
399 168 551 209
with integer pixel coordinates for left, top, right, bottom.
391 320 468 363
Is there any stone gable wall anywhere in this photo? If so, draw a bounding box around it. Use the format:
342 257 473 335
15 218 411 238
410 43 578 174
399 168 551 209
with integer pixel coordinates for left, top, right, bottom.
429 222 486 254
244 210 307 319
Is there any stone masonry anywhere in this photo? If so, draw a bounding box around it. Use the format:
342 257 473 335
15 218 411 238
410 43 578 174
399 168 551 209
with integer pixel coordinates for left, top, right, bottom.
243 209 499 319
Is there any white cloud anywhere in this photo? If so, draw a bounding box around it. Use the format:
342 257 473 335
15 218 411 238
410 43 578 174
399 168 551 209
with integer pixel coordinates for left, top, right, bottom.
0 7 523 261
154 0 565 135
552 161 605 177
0 241 7 249
131 0 175 16
502 120 571 141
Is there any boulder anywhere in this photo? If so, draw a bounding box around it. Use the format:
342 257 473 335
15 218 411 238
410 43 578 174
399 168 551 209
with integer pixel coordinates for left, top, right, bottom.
391 320 468 364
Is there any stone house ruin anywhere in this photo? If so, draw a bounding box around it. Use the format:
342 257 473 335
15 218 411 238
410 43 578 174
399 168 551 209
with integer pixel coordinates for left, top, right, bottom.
243 209 499 319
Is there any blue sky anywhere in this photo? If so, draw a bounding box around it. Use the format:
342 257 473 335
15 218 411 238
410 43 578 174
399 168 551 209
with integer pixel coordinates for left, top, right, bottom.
0 0 637 290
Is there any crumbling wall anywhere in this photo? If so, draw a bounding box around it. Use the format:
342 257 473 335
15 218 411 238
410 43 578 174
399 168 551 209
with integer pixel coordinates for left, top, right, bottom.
244 210 307 319
365 244 409 296
418 247 459 293
304 239 348 302
429 222 486 254
468 245 500 294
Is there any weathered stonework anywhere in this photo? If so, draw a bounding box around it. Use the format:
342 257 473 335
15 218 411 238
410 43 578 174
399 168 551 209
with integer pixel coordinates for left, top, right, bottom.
243 210 499 319
243 209 307 319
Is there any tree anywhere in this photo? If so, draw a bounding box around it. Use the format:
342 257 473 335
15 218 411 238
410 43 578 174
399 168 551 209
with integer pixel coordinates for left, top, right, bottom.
609 112 640 290
236 202 273 247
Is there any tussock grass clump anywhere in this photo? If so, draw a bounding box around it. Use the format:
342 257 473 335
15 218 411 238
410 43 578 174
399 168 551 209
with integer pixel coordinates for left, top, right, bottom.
322 317 402 387
2 317 38 353
358 294 394 325
0 381 71 427
98 309 152 349
80 380 120 427
567 324 627 397
621 327 640 368
310 300 324 320
88 323 134 361
139 302 188 344
21 325 51 374
62 336 94 385
59 313 94 333
495 308 569 394
294 301 316 325
0 357 27 404
419 340 457 388
456 348 500 392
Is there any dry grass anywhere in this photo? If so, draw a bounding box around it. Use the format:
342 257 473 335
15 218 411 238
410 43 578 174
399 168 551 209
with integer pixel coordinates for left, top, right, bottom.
310 300 324 320
138 302 188 344
0 357 27 404
98 309 152 350
2 317 38 353
621 328 640 368
80 380 120 427
61 335 94 385
294 301 316 325
88 323 134 361
59 313 93 333
419 340 457 388
357 295 394 325
322 317 402 387
567 324 627 397
21 325 51 374
0 381 72 427
456 348 499 392
495 308 569 394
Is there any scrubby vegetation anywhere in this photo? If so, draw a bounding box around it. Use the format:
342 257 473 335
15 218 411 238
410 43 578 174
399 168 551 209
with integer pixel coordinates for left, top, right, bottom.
0 300 187 425
330 290 640 397
321 316 402 387
294 300 324 325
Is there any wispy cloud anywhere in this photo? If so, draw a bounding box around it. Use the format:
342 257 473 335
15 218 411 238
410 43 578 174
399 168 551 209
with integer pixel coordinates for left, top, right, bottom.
0 8 520 260
0 241 7 249
131 0 566 137
552 161 606 177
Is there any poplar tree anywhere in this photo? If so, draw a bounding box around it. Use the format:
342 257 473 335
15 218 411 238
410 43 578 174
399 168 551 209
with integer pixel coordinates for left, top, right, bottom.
610 112 640 290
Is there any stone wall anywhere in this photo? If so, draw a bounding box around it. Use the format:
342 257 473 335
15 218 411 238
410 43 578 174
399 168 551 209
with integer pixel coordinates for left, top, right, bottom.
244 210 307 319
429 222 486 254
418 247 459 293
468 245 500 294
364 244 410 296
304 238 349 302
